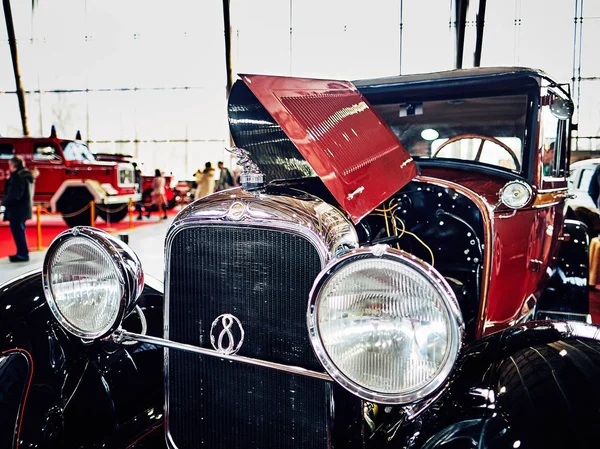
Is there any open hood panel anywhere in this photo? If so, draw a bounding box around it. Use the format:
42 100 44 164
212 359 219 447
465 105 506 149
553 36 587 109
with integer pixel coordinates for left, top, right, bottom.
232 74 417 223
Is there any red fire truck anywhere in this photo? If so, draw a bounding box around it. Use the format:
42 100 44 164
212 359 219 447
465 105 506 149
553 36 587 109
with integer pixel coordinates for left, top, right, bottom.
0 133 140 227
94 152 183 209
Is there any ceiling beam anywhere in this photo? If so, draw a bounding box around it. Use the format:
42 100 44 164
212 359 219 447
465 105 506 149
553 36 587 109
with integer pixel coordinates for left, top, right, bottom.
454 0 469 69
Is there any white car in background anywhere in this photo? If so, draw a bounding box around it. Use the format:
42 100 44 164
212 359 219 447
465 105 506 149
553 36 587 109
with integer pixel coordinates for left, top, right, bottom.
569 158 600 210
568 158 600 235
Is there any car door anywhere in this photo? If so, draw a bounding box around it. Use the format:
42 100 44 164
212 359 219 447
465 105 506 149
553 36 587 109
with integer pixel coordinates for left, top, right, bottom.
0 142 14 197
30 140 65 204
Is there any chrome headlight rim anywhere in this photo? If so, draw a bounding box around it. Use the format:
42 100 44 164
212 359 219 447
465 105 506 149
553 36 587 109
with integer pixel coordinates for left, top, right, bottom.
498 180 533 209
307 246 464 405
42 226 143 340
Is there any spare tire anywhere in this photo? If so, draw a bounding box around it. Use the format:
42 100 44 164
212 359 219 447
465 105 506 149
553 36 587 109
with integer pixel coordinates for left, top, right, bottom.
56 187 96 228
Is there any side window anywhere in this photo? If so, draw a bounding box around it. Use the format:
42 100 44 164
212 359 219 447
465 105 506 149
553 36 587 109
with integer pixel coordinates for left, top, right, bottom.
0 143 14 159
579 168 594 191
33 143 59 160
540 105 567 179
568 168 579 187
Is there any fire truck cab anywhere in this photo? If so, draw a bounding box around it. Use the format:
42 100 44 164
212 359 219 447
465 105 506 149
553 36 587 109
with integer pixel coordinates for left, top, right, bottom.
0 133 140 227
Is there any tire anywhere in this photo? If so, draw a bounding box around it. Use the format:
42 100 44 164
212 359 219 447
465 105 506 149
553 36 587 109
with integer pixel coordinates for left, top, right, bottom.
166 197 177 210
97 204 129 223
141 188 152 207
61 204 95 227
56 187 96 228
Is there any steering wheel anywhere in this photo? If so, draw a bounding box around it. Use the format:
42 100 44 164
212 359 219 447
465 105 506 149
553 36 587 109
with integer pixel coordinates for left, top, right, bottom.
431 133 521 171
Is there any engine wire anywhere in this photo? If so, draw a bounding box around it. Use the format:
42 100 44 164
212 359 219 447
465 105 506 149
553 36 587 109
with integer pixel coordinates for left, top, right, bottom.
370 200 435 266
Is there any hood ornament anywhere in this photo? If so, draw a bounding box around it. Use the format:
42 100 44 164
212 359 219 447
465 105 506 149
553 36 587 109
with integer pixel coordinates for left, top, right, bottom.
227 146 265 190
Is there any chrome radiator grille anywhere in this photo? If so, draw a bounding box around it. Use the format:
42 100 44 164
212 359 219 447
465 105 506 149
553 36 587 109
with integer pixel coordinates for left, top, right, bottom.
167 225 329 449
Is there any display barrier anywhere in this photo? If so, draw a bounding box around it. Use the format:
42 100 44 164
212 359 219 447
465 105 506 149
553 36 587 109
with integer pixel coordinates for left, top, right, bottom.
36 206 42 251
129 198 134 229
28 200 167 254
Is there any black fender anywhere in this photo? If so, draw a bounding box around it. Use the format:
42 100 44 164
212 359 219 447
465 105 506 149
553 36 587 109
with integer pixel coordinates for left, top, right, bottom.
367 321 600 449
0 349 33 449
567 205 600 238
0 271 166 448
537 219 590 318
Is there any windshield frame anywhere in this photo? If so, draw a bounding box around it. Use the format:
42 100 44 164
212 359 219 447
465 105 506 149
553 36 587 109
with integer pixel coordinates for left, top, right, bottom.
358 73 540 183
60 141 96 162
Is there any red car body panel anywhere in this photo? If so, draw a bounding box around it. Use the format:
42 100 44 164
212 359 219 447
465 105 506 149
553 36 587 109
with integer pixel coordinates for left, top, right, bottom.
421 164 567 337
0 137 137 207
240 74 417 223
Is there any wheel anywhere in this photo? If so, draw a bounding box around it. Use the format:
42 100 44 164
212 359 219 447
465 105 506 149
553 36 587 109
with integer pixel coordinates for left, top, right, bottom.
61 202 96 227
56 187 96 228
141 188 157 212
97 203 129 223
141 188 152 207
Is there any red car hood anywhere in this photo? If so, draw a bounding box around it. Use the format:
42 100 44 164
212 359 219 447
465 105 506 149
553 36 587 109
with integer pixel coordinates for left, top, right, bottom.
237 74 417 223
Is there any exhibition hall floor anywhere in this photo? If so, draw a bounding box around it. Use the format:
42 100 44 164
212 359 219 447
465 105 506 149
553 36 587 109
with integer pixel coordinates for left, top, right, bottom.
0 213 159 259
0 214 173 285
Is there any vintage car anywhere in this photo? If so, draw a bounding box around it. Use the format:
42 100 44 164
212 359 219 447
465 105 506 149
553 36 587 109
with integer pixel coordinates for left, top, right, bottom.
567 158 600 236
2 68 600 449
0 128 141 227
93 151 182 210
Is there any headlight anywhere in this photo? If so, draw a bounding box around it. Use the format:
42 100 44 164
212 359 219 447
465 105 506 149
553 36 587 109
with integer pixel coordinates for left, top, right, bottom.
307 246 463 404
499 180 532 209
42 227 143 340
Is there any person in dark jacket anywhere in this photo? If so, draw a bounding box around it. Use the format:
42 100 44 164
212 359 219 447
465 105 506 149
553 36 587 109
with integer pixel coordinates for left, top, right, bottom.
2 156 35 262
215 161 234 191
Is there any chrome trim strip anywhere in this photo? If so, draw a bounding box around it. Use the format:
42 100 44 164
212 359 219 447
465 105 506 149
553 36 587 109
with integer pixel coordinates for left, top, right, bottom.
114 329 333 382
499 180 533 209
163 188 358 448
416 176 495 339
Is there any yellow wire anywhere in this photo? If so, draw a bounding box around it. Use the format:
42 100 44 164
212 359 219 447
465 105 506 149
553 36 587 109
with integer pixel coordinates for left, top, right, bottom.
372 201 435 265
392 214 434 266
401 230 435 266
374 204 398 213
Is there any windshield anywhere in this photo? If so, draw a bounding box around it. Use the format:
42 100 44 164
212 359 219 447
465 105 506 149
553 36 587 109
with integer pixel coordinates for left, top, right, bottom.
61 141 95 162
370 94 529 173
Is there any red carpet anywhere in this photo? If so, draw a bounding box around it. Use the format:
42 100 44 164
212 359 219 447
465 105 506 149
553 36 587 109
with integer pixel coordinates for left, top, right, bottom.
0 208 178 259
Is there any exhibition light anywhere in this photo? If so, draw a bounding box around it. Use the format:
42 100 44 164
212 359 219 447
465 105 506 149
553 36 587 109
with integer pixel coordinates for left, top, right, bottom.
421 128 440 141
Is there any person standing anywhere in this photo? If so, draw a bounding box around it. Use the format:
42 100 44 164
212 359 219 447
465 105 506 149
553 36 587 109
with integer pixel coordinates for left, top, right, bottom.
194 162 215 200
147 169 167 220
2 156 35 262
215 161 234 191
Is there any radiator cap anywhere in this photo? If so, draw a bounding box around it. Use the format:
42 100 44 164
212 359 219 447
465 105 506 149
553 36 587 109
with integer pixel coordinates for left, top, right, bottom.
228 146 265 190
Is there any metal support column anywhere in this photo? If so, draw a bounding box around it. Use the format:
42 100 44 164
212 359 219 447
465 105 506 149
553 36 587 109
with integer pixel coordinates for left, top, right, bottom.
2 0 29 135
473 0 487 67
222 0 233 100
454 0 469 69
